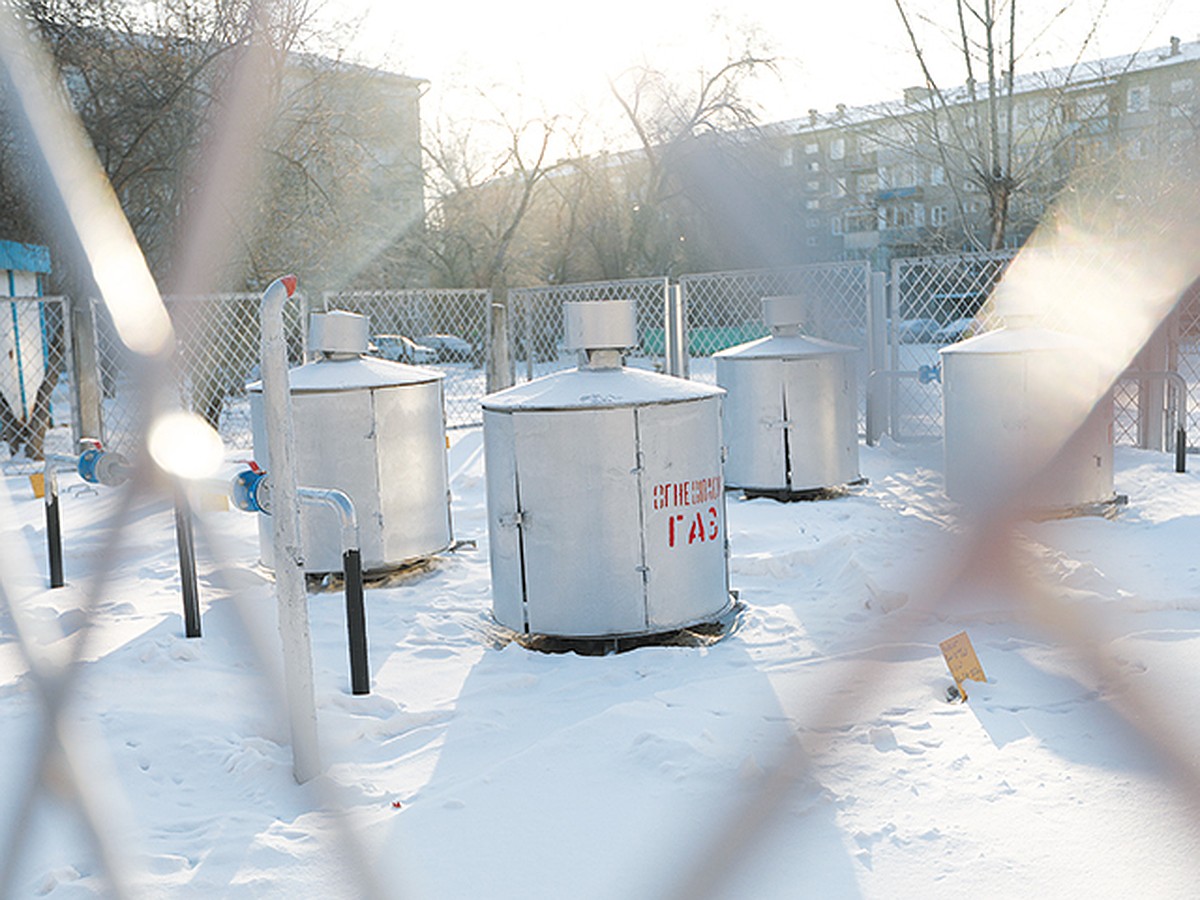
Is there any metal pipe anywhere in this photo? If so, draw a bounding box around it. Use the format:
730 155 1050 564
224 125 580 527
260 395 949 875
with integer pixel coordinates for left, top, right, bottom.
1123 370 1188 473
44 460 63 588
259 274 321 783
173 484 201 638
297 487 368 695
40 449 131 589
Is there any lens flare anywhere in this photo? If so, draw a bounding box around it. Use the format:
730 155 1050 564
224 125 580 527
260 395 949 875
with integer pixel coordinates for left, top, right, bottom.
148 411 225 480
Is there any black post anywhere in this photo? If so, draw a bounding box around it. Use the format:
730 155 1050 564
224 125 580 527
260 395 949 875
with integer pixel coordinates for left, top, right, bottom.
343 548 369 695
1177 427 1187 474
173 487 201 638
45 470 64 588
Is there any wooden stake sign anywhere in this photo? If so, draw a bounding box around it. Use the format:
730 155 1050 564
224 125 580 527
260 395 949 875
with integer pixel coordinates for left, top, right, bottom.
940 631 987 700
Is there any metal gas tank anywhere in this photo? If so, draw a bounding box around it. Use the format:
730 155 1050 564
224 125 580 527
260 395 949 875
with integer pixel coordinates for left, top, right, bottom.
940 318 1114 511
249 311 452 573
715 296 859 495
483 300 731 639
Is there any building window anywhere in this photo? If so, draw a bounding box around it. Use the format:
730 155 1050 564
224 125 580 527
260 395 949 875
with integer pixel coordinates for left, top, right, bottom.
805 142 819 154
808 161 820 172
832 178 847 198
930 165 945 186
1172 78 1193 94
805 199 820 210
806 216 821 229
1127 85 1150 113
806 179 821 192
931 205 947 227
780 147 795 167
830 137 845 160
832 216 844 235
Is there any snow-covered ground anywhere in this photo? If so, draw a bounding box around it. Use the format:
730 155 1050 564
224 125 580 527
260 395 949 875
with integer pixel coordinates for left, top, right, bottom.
3 433 1200 898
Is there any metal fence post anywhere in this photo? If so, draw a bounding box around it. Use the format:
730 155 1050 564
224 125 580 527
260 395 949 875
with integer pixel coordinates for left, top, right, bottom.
487 289 513 394
665 281 689 378
887 260 902 441
69 297 103 443
865 271 888 445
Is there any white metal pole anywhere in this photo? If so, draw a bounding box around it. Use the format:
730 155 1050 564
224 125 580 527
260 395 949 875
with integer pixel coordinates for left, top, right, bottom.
258 274 321 783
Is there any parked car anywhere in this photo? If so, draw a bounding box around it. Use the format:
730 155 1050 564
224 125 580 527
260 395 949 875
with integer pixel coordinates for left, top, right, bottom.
932 317 980 344
896 318 940 343
372 334 439 364
417 333 473 362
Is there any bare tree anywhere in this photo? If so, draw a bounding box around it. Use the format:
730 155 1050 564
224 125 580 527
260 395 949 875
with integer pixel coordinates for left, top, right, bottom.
885 0 1142 251
608 48 778 275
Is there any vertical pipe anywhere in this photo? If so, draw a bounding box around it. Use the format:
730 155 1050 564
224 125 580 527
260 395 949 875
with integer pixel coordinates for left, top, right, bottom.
45 464 63 588
69 297 104 444
1177 427 1187 474
173 485 201 638
260 275 321 783
343 548 369 695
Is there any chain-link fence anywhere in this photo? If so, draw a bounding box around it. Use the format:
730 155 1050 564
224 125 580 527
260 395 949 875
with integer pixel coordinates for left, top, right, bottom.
1171 279 1200 448
0 296 73 471
508 277 670 382
89 294 309 457
885 251 1015 441
321 288 490 428
882 249 1171 447
680 262 873 429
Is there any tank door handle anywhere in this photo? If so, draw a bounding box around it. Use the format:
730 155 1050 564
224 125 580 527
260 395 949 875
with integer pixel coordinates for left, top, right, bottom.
498 511 526 528
763 417 792 429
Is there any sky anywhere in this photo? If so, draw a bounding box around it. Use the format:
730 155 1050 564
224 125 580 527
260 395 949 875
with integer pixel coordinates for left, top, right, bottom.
324 0 1188 152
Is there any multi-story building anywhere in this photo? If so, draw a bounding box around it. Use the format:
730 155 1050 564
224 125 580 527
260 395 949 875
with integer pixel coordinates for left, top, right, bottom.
767 36 1200 267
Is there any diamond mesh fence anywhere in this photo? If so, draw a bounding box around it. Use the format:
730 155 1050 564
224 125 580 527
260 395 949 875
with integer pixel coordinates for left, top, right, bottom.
321 288 490 428
679 262 873 429
91 294 309 458
508 277 670 382
0 296 73 472
886 251 1016 441
1171 279 1200 448
886 248 1164 446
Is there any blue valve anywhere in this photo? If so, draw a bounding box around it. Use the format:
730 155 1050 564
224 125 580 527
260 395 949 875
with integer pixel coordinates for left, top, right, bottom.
77 440 130 486
918 363 941 385
232 463 271 514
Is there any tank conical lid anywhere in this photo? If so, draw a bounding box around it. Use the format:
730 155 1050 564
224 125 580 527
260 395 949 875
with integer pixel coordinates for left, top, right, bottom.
248 355 442 393
714 332 857 360
939 324 1095 356
483 366 721 411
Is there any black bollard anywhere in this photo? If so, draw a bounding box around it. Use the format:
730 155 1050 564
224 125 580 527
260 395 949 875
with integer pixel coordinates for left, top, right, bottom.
343 548 369 695
45 467 64 588
173 486 201 638
1177 427 1188 474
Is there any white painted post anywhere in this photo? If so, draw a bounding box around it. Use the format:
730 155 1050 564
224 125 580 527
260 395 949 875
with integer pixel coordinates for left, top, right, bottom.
258 275 321 783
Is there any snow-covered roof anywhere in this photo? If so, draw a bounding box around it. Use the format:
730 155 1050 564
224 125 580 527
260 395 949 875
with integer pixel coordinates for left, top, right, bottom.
771 37 1200 137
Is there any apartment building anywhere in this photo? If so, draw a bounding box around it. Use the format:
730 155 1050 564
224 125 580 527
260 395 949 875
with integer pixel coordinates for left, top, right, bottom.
770 36 1200 266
